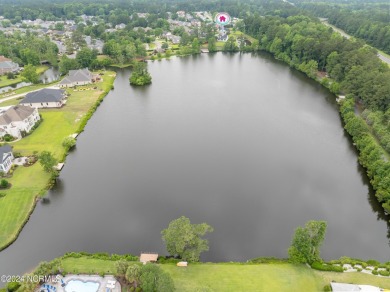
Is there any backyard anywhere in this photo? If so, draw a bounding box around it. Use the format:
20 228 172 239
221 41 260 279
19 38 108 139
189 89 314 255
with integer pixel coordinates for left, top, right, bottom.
0 71 116 250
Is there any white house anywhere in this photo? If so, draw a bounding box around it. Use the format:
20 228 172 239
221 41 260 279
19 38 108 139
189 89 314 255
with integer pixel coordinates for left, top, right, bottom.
0 145 13 173
20 88 67 108
59 68 94 88
0 105 40 139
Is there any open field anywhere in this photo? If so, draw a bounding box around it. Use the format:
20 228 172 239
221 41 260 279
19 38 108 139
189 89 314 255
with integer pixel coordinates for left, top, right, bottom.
0 71 116 250
58 257 390 291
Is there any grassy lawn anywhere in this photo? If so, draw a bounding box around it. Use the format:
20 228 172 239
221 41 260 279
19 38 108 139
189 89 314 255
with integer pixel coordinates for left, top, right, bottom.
0 164 50 247
55 258 390 291
313 270 390 289
0 65 48 89
162 263 324 291
0 75 23 88
231 30 257 43
0 71 116 250
61 257 120 274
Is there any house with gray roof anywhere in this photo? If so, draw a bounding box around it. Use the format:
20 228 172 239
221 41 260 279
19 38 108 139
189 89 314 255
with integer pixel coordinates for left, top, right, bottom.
20 88 67 108
0 56 20 75
0 105 40 139
0 145 13 173
59 68 94 88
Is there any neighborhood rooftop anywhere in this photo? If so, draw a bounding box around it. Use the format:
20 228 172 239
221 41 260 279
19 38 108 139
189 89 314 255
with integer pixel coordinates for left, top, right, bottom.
0 105 36 125
21 88 65 104
59 68 93 85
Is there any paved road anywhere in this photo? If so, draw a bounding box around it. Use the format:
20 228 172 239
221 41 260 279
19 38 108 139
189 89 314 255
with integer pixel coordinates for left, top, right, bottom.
320 19 390 66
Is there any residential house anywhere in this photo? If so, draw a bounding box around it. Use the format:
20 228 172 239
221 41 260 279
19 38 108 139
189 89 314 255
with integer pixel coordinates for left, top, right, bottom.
20 88 67 108
0 105 40 139
59 68 94 88
0 56 20 75
0 145 13 173
166 33 181 44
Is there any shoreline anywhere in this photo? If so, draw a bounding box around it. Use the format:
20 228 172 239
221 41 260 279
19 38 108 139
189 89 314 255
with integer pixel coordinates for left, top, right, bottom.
0 70 116 252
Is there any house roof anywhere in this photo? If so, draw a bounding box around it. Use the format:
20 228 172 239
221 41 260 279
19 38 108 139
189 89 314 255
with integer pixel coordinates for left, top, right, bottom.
0 145 12 164
0 61 18 69
140 253 158 263
59 68 93 85
0 105 36 125
21 88 65 104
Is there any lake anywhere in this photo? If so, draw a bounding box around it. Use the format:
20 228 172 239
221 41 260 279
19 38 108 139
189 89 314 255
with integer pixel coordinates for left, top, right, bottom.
0 53 389 278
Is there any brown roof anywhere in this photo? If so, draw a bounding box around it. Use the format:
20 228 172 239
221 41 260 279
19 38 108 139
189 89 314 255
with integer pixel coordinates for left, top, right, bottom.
0 105 36 125
0 56 11 63
140 253 158 263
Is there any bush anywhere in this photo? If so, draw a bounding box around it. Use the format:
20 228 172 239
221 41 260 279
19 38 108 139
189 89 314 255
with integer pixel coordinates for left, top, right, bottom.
323 284 332 291
378 270 390 277
0 179 9 189
62 137 76 150
248 257 288 264
311 261 343 272
6 281 21 292
367 259 380 266
2 134 14 142
372 270 379 275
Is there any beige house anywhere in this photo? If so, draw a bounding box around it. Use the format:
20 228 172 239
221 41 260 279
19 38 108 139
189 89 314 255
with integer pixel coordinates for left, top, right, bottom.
0 105 40 138
59 68 94 88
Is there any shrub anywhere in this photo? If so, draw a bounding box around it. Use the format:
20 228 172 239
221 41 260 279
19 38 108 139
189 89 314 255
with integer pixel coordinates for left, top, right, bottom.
311 261 343 272
367 260 380 266
372 270 379 275
62 137 76 150
379 270 390 277
248 257 288 264
323 284 332 292
6 281 21 292
0 179 9 189
3 134 14 142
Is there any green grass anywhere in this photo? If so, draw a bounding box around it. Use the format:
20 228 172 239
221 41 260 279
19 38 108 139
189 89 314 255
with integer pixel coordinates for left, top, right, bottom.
0 75 23 88
162 263 324 291
0 71 116 250
0 65 48 89
54 258 390 291
61 257 119 274
0 163 50 247
313 270 390 289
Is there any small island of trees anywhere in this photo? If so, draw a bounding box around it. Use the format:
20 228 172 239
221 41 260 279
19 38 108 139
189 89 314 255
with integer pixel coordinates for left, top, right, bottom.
129 61 152 86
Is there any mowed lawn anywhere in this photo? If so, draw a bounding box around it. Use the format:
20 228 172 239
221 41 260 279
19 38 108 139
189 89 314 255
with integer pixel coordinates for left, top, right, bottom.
0 71 116 249
162 263 324 291
55 257 390 291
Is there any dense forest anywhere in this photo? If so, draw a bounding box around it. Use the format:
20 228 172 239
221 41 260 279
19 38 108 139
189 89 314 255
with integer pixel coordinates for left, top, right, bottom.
297 2 390 54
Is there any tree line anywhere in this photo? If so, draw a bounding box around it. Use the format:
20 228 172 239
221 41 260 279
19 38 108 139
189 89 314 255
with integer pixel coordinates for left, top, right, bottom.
299 3 390 54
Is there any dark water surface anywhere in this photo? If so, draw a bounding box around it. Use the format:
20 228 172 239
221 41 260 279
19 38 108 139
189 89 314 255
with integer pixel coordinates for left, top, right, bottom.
1 53 389 277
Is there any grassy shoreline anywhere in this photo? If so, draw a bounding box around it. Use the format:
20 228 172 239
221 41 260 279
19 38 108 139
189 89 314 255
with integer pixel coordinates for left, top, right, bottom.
0 70 116 251
11 254 390 291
